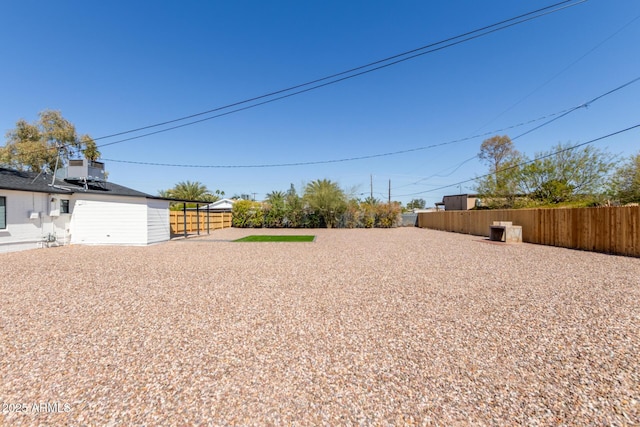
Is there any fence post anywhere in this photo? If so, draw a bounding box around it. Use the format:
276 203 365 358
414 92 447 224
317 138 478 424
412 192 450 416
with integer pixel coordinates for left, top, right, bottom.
196 204 200 235
182 204 187 238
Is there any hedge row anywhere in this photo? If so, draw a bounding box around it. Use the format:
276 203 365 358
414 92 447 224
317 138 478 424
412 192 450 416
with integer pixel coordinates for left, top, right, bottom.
232 200 402 228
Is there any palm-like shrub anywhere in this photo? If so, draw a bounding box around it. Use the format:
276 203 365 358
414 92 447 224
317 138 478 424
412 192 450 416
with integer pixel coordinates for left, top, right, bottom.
303 179 347 228
170 181 214 200
160 181 218 210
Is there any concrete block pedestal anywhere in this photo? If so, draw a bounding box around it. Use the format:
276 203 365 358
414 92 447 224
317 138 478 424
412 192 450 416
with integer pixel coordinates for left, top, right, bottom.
489 221 522 243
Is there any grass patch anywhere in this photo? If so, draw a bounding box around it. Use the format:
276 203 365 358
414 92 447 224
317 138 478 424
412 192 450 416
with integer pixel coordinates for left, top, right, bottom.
234 235 316 242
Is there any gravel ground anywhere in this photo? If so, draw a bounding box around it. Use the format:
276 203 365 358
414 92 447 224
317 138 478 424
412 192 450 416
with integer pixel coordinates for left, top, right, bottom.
1 227 639 426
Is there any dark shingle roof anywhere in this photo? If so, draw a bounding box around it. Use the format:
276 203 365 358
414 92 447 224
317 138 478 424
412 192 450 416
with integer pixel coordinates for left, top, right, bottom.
0 167 153 198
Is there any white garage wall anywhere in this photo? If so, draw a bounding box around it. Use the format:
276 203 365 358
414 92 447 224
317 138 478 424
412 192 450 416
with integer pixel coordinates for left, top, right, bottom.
147 199 170 244
70 195 148 245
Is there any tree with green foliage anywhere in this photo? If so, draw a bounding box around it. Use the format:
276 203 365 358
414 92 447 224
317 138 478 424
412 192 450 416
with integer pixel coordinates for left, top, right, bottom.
232 200 264 228
232 193 253 201
264 190 286 228
478 135 519 172
284 184 304 228
303 179 347 228
375 202 402 228
157 189 173 199
360 201 377 228
159 181 223 210
519 143 614 205
476 136 615 207
406 198 426 210
79 134 100 161
475 135 522 207
234 182 401 229
608 151 640 204
1 110 100 172
358 196 380 227
362 196 380 206
266 190 286 205
341 198 362 228
166 181 215 200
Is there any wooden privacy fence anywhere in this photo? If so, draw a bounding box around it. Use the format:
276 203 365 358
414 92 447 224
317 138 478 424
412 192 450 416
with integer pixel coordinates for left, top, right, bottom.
418 206 640 257
169 211 232 235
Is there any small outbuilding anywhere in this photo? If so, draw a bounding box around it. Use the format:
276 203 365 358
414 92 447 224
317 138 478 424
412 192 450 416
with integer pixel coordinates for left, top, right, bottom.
0 163 170 253
437 194 479 211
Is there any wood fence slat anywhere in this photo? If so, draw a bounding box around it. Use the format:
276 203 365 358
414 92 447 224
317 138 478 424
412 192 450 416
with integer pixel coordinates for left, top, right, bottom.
169 211 232 235
418 206 640 257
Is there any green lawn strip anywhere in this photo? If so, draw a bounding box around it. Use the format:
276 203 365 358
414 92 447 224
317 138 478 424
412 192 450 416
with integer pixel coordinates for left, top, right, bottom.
233 235 316 242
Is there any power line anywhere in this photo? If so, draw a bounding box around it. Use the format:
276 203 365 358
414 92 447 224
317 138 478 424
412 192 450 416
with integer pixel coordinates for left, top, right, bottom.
102 75 640 168
6 73 637 175
393 155 479 190
100 110 567 168
95 0 586 148
391 75 640 191
394 123 640 197
470 11 640 134
0 96 575 166
510 76 640 141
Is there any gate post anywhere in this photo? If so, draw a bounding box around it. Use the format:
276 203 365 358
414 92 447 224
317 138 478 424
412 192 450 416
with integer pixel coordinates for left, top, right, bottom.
183 203 188 238
196 204 200 235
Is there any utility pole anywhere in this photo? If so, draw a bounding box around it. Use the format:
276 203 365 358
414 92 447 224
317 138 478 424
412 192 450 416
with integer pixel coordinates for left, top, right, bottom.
370 174 373 200
388 179 391 204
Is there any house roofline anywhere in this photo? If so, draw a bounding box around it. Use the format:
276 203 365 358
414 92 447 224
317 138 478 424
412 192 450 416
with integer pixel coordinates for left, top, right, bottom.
0 167 152 199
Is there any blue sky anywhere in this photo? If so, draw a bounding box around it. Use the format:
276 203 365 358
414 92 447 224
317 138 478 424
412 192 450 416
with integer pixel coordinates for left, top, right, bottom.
1 0 639 206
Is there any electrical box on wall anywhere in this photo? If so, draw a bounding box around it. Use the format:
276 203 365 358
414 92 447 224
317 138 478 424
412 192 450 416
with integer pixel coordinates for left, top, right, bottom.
29 211 41 219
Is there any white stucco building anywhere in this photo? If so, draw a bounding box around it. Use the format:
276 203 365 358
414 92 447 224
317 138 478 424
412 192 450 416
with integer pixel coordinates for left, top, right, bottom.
0 164 170 253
